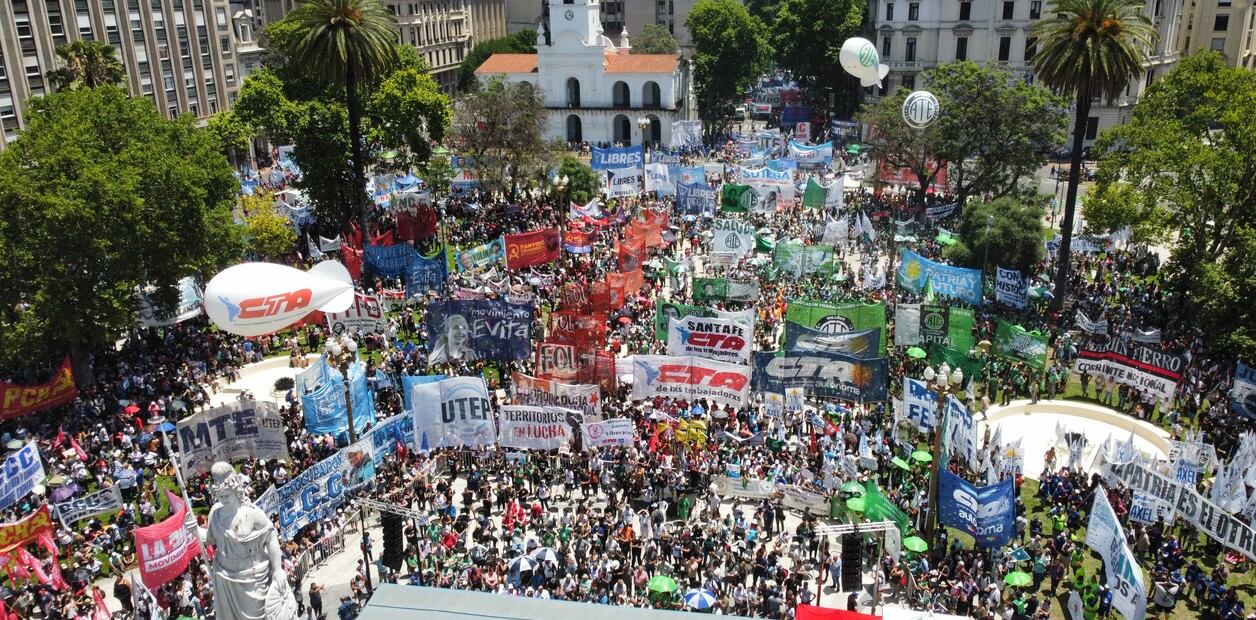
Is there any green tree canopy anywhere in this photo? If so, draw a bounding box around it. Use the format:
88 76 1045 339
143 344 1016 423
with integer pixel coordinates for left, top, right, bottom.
45 40 125 90
631 24 680 54
687 0 772 123
0 87 242 374
770 0 864 117
457 30 536 91
943 197 1047 275
449 76 549 194
1089 52 1256 358
557 156 599 205
242 192 298 259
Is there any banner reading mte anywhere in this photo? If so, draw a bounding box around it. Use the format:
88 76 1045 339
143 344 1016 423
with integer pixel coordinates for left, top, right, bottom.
898 249 983 306
176 400 290 476
1 357 77 420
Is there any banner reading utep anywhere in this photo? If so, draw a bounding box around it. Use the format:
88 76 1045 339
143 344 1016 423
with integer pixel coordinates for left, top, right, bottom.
667 316 752 364
498 406 576 450
938 471 1015 548
631 355 751 407
0 505 54 552
176 400 290 476
425 300 534 363
504 228 560 270
135 492 201 589
411 377 496 449
897 249 983 306
1 357 77 420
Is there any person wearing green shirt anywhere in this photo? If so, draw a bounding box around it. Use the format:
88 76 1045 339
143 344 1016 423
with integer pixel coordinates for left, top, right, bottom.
677 494 692 520
1052 512 1067 534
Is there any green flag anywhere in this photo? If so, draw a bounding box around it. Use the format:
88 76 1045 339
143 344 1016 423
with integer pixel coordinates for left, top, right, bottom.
993 320 1049 369
928 343 982 380
721 184 752 213
862 481 909 533
803 178 826 210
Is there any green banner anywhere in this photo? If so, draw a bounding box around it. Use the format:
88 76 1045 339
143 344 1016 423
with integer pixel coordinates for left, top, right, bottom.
721 184 752 213
773 242 835 278
654 302 712 340
863 482 909 533
802 178 826 210
993 320 1049 369
693 277 760 302
927 343 982 381
784 300 887 356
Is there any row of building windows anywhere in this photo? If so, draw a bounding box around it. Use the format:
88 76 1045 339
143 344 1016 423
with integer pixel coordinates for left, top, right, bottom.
886 1 1043 22
883 34 1038 63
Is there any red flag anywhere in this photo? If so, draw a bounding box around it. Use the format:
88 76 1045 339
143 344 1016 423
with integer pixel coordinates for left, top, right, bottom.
70 436 87 462
92 587 111 620
54 426 64 449
648 423 661 452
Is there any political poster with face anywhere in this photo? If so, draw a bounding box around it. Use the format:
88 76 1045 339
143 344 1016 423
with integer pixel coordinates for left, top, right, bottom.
498 406 577 450
451 238 505 273
1084 485 1147 620
176 400 289 476
632 355 752 407
654 302 712 340
938 471 1015 548
426 300 534 363
1129 491 1176 525
411 377 496 449
278 452 347 539
668 316 752 364
692 278 760 303
1231 362 1256 419
773 242 834 277
53 485 123 526
0 442 45 511
713 218 756 257
325 292 386 335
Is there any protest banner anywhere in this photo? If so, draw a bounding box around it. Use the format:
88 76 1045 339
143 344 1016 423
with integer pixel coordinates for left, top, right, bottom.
632 355 752 407
510 372 602 418
784 322 880 360
0 442 45 511
995 267 1028 309
0 505 54 552
712 475 777 499
53 486 124 527
498 406 575 450
325 292 386 335
903 378 938 431
363 243 419 278
1129 491 1176 525
278 451 347 539
255 485 279 516
779 485 830 515
504 228 560 270
713 218 755 257
1084 486 1147 620
1075 312 1108 335
897 249 983 305
135 492 202 589
590 145 644 171
175 400 289 476
785 300 888 356
0 357 77 421
1076 341 1184 402
693 278 760 303
450 238 505 273
644 163 674 195
993 321 1049 369
301 361 375 438
667 316 752 364
604 167 641 197
137 276 203 327
580 418 634 449
890 304 975 351
676 182 717 215
938 471 1016 548
787 140 834 165
404 246 447 297
943 396 978 466
535 341 580 381
411 377 495 449
426 299 533 363
774 242 834 277
753 351 889 403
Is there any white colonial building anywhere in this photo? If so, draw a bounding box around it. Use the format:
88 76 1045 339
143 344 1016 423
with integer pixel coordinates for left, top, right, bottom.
475 0 692 146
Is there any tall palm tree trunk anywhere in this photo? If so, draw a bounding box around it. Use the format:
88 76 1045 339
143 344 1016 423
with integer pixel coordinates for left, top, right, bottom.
1050 87 1091 313
345 60 370 238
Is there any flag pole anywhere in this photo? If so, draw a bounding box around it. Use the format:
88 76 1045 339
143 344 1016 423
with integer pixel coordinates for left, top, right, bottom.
148 414 213 565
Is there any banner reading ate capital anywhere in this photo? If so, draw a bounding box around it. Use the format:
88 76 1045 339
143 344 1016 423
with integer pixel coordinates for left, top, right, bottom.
0 357 77 420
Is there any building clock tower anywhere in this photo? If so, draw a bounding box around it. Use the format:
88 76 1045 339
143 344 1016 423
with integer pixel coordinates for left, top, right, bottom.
545 0 604 49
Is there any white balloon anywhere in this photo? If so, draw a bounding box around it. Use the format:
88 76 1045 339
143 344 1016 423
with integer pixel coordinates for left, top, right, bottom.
839 37 890 87
204 261 355 337
902 90 940 129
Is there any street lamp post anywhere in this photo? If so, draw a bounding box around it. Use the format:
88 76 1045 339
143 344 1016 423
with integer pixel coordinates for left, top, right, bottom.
923 364 964 546
637 116 650 149
982 214 995 281
325 334 373 593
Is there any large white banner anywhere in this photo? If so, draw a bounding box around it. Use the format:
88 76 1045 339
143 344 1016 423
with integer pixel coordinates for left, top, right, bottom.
604 167 641 197
498 406 574 450
944 396 978 466
670 120 702 148
631 355 752 407
1128 490 1176 525
644 163 674 196
325 293 386 335
411 377 496 449
1076 342 1183 403
175 400 289 476
581 418 635 450
0 442 45 511
667 316 752 364
995 267 1028 310
1085 486 1147 620
713 218 755 257
53 485 123 526
1075 312 1109 335
902 378 937 431
821 217 848 247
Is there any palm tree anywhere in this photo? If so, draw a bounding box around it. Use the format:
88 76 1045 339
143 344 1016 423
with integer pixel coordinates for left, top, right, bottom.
46 40 126 90
1032 0 1156 311
288 0 398 235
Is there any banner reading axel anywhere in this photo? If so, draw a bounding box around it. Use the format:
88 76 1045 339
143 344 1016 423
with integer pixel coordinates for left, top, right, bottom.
411 377 495 449
278 451 347 539
632 355 751 407
504 228 561 270
938 471 1016 548
498 406 576 450
898 249 983 306
426 300 534 363
176 400 290 476
668 316 752 364
1 356 77 420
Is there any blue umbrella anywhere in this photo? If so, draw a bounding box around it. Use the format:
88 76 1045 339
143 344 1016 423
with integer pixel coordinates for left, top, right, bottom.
157 422 176 433
683 588 718 610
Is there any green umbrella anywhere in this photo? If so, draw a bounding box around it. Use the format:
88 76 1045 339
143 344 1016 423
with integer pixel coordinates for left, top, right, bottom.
903 536 929 553
647 575 679 593
891 457 911 470
906 347 927 359
1004 571 1033 587
911 450 934 463
841 481 866 494
846 497 866 512
379 150 399 161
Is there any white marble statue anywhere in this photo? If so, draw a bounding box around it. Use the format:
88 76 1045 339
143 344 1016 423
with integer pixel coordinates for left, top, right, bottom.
191 462 299 620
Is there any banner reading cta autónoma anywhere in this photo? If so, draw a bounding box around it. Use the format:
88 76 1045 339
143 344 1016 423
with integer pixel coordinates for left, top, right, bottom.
752 351 889 403
176 399 290 476
411 376 496 449
938 471 1016 548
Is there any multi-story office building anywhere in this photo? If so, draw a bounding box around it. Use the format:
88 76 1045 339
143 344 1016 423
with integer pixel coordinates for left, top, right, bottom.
870 0 1185 145
510 0 707 53
0 0 240 146
1174 0 1255 68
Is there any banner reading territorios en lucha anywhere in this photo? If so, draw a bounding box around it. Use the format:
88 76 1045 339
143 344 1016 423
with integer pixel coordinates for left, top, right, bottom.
0 357 77 421
498 406 576 450
504 228 561 270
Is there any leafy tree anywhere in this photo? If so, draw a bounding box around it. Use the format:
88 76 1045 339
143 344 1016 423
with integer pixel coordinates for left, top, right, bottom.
366 60 452 171
632 24 680 54
687 0 772 123
0 87 242 377
242 192 298 259
1088 52 1256 359
206 109 255 161
744 0 784 26
449 76 548 194
287 0 400 234
557 156 599 205
857 89 940 209
457 30 536 91
417 155 454 197
1031 0 1156 311
770 0 864 117
45 40 125 90
943 197 1046 274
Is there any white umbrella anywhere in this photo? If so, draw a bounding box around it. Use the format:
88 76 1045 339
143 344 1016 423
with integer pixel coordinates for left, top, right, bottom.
508 555 538 573
532 547 560 565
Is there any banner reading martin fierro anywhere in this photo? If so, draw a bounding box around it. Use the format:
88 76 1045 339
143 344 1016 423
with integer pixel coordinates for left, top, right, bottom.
1076 339 1184 402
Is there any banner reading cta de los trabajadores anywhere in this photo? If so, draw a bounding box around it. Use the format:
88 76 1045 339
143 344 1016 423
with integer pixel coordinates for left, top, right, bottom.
938 470 1016 548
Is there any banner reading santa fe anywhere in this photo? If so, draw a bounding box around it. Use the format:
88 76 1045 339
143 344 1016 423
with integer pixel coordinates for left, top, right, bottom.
204 261 355 337
631 355 751 407
667 316 752 364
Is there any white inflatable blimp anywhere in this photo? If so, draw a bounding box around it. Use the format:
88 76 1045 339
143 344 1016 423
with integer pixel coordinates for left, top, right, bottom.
204 261 355 337
839 37 890 87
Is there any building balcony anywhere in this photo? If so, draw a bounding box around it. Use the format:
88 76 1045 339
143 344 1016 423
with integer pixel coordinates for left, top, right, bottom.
546 103 679 112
